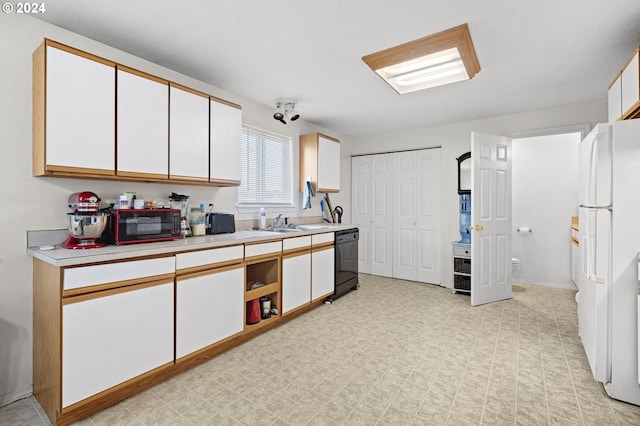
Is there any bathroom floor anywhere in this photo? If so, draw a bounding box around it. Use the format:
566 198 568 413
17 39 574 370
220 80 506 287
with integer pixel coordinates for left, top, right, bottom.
2 275 640 425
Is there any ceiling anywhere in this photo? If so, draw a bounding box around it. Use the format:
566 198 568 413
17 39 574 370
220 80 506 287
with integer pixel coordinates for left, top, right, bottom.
34 0 640 137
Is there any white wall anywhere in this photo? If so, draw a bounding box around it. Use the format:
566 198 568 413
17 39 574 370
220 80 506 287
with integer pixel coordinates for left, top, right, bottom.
0 14 345 405
346 101 607 290
0 12 608 406
512 133 581 289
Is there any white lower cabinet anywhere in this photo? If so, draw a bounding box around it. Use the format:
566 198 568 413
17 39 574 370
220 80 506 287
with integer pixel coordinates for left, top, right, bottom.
176 266 244 358
282 252 312 314
311 246 335 301
62 281 174 408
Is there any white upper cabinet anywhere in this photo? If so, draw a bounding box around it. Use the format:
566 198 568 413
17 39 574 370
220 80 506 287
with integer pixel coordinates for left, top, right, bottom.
318 136 341 192
169 84 210 181
608 74 622 123
608 46 640 122
210 98 242 185
621 50 639 118
42 43 115 174
299 133 341 193
117 67 169 178
33 39 242 187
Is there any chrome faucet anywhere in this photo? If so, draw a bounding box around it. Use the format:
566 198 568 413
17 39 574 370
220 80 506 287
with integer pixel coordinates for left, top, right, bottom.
273 214 282 227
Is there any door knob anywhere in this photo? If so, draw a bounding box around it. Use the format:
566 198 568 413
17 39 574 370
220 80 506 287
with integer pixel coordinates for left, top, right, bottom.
474 224 484 231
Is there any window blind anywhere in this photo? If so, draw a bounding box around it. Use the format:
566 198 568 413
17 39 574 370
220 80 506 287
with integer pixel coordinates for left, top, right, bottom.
238 126 293 206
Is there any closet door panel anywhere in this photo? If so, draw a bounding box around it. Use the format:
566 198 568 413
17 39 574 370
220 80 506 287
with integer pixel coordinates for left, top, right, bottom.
393 151 417 281
416 149 442 284
351 157 371 274
369 155 393 277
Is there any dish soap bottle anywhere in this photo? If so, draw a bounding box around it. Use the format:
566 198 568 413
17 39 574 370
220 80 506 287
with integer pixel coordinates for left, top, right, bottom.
259 207 267 229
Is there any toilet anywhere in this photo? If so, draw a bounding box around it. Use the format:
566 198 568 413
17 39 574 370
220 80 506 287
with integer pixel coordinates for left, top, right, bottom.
512 257 520 274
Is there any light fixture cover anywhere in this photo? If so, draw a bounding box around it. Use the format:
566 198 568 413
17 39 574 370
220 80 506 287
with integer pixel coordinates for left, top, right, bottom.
362 24 481 94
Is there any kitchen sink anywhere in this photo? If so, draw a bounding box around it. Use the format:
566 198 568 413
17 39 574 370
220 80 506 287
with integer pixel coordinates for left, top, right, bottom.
295 225 329 231
265 227 303 233
263 224 330 233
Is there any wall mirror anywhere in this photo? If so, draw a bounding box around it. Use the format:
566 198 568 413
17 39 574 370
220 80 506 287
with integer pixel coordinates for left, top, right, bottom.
457 151 471 194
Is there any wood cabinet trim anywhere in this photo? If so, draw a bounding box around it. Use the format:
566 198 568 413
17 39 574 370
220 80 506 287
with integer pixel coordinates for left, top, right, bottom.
115 171 169 180
33 259 62 425
209 178 241 187
117 65 169 85
176 261 244 279
299 132 341 192
620 46 640 72
59 361 174 424
609 71 622 90
169 82 209 99
63 277 174 305
299 134 319 192
244 252 282 265
45 39 116 67
168 174 210 183
63 254 176 269
210 96 241 110
244 238 283 246
244 281 279 302
32 42 46 176
46 164 116 177
311 292 333 304
311 242 334 252
283 247 312 258
317 133 340 143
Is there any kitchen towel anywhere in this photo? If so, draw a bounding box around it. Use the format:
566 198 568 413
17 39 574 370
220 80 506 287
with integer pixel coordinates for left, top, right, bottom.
302 178 315 209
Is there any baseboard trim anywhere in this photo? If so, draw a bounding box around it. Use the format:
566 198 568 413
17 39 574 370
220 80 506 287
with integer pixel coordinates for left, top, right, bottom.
0 385 33 408
512 277 576 290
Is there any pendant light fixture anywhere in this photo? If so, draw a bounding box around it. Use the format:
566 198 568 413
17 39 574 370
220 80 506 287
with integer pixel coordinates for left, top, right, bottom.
362 24 481 94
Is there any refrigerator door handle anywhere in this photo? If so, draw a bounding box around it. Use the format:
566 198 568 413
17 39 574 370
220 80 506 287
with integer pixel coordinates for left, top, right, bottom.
579 204 613 211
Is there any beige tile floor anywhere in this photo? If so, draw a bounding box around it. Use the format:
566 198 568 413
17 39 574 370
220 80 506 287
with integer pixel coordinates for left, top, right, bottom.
3 274 640 425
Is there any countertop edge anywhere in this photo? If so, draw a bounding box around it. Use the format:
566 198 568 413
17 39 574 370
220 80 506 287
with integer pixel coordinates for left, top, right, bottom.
27 224 358 267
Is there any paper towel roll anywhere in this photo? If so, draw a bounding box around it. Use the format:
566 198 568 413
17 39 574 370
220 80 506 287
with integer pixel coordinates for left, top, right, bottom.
517 227 532 233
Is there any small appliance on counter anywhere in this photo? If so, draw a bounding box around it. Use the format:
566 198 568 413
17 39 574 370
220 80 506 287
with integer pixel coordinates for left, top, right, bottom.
105 208 182 245
206 212 236 234
62 191 110 249
169 192 191 237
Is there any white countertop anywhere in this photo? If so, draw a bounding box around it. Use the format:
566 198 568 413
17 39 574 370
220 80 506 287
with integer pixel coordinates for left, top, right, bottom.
27 224 357 267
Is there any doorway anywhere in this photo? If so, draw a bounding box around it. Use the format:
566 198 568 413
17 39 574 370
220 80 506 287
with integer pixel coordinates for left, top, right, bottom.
511 131 582 289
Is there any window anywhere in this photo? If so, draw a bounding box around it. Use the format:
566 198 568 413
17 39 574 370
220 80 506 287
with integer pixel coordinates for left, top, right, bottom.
238 125 293 208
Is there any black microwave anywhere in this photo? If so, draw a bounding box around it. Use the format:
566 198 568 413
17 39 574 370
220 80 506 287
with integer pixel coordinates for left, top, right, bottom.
106 208 182 245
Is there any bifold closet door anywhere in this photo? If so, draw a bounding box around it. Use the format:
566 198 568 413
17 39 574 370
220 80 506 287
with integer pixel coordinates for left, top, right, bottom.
351 154 393 277
415 149 441 284
353 149 440 283
393 151 418 281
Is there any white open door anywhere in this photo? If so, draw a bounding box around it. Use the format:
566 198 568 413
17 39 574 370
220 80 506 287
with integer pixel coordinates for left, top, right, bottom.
471 132 512 306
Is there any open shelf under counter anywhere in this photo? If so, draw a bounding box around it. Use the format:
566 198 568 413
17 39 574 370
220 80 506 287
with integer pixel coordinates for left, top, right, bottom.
245 282 279 302
244 311 280 332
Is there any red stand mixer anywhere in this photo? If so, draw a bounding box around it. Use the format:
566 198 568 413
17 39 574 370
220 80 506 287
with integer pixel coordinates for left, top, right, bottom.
62 191 109 249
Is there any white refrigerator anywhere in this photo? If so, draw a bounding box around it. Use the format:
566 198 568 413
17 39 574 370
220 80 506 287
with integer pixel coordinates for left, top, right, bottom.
578 119 640 405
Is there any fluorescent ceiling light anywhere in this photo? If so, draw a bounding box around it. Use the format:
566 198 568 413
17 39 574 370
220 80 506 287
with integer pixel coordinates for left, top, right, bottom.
362 24 481 94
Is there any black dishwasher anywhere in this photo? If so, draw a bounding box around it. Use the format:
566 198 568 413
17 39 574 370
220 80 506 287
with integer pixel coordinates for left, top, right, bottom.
333 228 359 300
